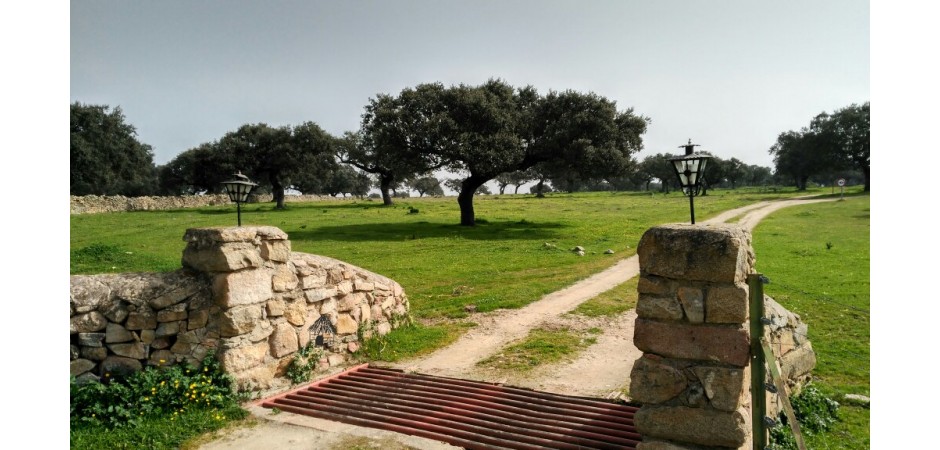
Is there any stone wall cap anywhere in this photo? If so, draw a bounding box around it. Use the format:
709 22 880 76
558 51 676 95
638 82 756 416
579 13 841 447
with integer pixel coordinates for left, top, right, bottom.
183 226 289 244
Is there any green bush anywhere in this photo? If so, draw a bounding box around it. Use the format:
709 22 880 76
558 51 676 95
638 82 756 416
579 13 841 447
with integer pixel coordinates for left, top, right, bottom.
286 343 323 384
70 351 244 429
769 384 841 449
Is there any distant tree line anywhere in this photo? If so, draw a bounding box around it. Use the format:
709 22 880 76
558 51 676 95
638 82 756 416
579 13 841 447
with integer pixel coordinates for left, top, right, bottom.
73 80 805 225
768 102 869 191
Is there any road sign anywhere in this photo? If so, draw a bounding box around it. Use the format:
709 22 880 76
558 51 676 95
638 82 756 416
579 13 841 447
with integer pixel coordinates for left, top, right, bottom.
837 178 846 187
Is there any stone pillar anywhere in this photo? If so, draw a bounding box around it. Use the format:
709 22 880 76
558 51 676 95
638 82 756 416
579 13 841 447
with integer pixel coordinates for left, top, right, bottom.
182 226 294 391
629 224 756 450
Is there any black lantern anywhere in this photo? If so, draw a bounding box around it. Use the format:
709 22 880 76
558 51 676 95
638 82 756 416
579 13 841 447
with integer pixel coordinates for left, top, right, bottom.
220 172 257 226
669 140 711 224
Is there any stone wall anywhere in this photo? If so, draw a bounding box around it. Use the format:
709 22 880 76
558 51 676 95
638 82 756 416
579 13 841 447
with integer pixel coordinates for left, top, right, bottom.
70 226 409 393
629 223 815 450
70 193 358 214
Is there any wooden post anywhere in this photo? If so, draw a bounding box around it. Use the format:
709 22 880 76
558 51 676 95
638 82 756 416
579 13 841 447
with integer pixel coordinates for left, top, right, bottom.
749 274 767 450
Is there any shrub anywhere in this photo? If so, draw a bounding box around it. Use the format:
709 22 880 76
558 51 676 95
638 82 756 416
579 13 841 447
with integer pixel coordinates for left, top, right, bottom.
769 384 840 449
70 352 243 429
286 343 322 384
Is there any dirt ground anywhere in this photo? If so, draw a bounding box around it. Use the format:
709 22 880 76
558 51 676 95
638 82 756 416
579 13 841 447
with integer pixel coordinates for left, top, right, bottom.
197 198 834 449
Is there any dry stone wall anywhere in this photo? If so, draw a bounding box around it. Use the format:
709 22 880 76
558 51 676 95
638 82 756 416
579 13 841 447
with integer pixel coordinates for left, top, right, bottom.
70 194 357 214
629 223 815 450
70 226 409 393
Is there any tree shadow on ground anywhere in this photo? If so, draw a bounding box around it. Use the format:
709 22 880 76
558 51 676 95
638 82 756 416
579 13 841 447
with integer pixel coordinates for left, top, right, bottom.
287 219 566 242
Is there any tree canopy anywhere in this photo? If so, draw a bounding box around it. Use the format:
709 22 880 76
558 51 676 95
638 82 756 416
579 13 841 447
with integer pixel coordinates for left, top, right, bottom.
358 79 650 225
71 102 157 196
769 102 869 191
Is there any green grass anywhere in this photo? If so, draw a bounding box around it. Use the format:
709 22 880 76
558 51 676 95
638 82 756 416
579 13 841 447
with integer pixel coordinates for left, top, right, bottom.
753 195 870 449
476 326 596 372
71 188 819 321
357 320 476 363
569 277 639 317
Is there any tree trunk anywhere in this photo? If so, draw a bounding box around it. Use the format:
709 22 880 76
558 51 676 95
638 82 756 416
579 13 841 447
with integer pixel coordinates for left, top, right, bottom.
457 176 487 226
270 174 286 209
514 185 521 195
379 174 394 206
863 166 870 192
534 179 545 198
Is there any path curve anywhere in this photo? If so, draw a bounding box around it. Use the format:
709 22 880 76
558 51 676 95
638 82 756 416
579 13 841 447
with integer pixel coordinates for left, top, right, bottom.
391 197 838 394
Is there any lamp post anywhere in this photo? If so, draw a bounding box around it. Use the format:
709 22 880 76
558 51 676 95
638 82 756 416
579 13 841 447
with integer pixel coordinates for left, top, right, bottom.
220 172 258 226
669 139 711 224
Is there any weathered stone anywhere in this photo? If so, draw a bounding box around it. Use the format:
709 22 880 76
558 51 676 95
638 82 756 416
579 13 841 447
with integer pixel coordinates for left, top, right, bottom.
336 280 354 295
183 241 263 273
377 321 392 336
81 347 108 361
373 281 390 292
354 280 375 292
635 405 749 448
705 284 749 324
634 318 750 367
337 292 365 312
269 322 299 358
149 350 175 366
100 356 143 377
71 312 108 333
629 355 688 404
70 276 111 313
157 303 188 322
360 304 372 323
109 342 148 359
327 354 345 366
305 288 335 303
677 287 704 323
155 321 182 337
105 323 136 343
637 295 684 321
780 343 817 381
70 359 97 377
261 240 291 262
171 340 192 355
78 332 106 347
267 298 286 316
638 224 755 283
220 305 264 337
101 300 130 323
320 298 337 315
125 309 157 330
381 297 395 310
300 273 328 289
234 362 279 391
336 314 358 335
680 382 707 408
213 269 274 307
637 275 672 296
347 341 360 353
284 300 307 326
151 337 172 349
692 366 748 412
188 309 209 329
272 264 299 292
71 345 80 360
247 320 274 342
139 329 155 344
371 305 383 320
150 283 203 309
220 342 269 373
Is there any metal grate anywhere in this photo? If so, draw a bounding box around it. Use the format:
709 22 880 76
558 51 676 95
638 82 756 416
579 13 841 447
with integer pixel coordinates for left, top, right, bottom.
259 364 642 449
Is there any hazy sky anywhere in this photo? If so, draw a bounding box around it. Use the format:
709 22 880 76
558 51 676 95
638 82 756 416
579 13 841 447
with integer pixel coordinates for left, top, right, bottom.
70 0 869 170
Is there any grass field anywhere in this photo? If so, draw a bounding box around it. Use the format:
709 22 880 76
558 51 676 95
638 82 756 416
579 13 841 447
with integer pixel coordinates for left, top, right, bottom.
752 195 870 449
70 187 869 448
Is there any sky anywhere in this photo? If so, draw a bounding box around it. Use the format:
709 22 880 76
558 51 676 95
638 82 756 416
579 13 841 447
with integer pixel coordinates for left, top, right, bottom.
68 0 870 171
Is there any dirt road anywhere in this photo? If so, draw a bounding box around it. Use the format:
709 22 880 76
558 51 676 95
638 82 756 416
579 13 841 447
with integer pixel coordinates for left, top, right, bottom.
198 197 836 449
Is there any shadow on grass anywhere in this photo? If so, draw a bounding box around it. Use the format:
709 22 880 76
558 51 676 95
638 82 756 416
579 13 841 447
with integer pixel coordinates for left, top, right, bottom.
288 219 566 242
